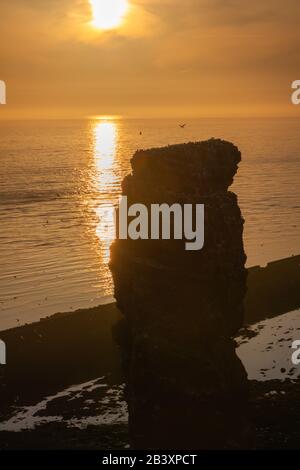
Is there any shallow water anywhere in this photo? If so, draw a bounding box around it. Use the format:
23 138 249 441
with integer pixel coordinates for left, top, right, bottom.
0 118 299 330
0 376 127 433
237 309 300 381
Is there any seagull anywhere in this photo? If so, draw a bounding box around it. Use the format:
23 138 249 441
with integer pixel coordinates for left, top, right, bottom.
179 123 186 128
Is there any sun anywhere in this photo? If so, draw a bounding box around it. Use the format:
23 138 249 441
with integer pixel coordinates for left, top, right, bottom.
89 0 129 30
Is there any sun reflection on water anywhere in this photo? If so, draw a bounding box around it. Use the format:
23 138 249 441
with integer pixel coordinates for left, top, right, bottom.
94 121 117 173
93 119 120 262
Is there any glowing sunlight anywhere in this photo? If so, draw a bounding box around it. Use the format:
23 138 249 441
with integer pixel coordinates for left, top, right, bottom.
89 0 129 30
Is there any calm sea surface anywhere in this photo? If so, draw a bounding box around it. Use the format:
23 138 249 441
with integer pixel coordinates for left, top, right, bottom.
0 118 299 330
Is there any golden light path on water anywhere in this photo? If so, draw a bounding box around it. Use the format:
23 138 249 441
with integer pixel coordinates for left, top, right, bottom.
93 119 119 262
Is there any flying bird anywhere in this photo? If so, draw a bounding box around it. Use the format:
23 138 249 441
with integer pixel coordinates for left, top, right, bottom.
179 123 186 128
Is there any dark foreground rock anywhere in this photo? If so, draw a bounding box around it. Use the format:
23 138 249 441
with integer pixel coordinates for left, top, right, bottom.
110 139 251 449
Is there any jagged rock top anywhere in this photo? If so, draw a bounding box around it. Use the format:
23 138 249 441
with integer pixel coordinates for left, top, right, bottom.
129 139 241 195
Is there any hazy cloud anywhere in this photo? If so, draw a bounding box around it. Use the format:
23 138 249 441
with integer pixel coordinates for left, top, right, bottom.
0 0 299 118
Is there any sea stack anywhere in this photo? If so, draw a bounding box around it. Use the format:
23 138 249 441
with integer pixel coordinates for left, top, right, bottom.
110 139 251 449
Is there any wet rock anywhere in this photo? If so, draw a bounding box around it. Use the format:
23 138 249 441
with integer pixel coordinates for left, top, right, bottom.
110 139 251 449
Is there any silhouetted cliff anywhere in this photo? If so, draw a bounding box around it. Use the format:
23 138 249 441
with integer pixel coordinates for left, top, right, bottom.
110 139 251 449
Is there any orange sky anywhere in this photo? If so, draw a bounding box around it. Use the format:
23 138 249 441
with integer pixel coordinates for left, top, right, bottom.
0 0 300 119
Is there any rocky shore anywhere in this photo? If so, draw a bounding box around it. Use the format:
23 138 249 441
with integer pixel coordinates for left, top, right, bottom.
0 301 299 449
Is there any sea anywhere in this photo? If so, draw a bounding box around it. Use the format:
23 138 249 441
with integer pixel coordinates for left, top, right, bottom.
0 118 299 330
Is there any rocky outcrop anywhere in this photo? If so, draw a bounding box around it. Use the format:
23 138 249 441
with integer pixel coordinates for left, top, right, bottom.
110 139 251 449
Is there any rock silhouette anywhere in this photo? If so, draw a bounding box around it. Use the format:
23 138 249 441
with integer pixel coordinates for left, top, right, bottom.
110 139 251 449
